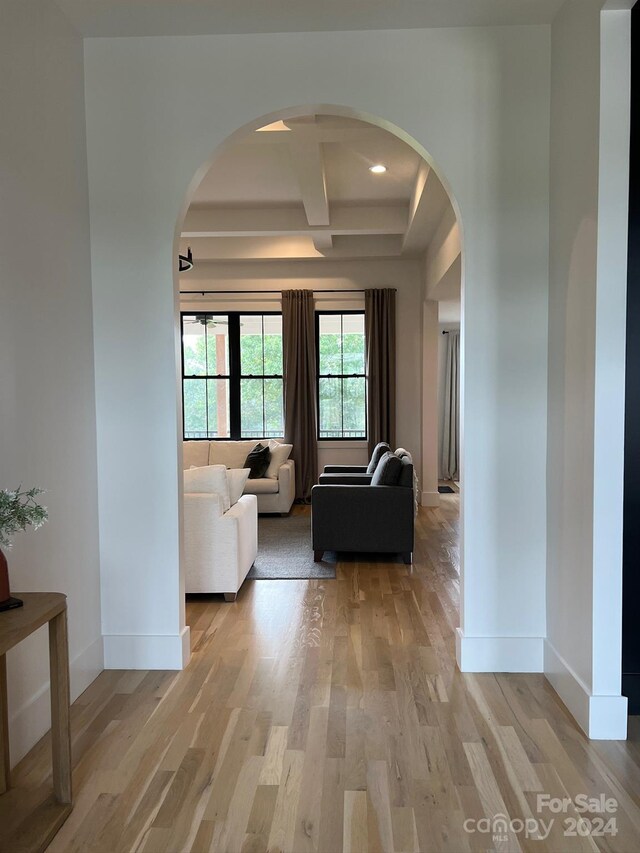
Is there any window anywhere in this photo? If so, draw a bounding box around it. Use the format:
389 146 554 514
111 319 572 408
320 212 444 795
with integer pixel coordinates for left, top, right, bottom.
181 313 283 439
316 311 367 439
239 314 284 439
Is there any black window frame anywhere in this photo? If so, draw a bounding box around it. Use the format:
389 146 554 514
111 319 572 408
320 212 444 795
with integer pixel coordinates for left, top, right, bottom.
315 309 367 441
181 311 284 440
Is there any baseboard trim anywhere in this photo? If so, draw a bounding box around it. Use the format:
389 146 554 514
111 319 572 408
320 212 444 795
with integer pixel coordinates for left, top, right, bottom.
103 626 191 670
420 491 440 507
9 634 104 767
456 629 544 672
544 640 628 739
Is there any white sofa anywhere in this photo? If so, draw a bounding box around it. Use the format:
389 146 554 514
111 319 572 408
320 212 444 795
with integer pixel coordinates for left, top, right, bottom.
183 439 296 514
183 489 258 600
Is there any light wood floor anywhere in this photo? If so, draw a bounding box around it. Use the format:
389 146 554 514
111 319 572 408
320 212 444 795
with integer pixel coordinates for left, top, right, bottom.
5 497 640 852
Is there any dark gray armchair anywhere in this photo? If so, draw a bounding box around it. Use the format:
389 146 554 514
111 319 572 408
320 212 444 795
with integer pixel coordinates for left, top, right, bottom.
311 454 415 564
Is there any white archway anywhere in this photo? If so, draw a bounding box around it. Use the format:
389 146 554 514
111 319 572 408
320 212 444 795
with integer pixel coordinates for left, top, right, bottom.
173 105 466 652
85 31 550 682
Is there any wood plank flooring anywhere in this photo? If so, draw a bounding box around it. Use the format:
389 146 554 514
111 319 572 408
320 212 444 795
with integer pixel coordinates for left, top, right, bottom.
4 497 640 852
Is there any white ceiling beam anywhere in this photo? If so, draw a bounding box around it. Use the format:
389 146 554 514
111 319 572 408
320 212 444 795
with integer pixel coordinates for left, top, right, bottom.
424 205 461 299
289 135 330 226
312 233 334 251
182 203 407 238
179 234 403 262
401 163 450 254
407 161 430 231
426 252 462 302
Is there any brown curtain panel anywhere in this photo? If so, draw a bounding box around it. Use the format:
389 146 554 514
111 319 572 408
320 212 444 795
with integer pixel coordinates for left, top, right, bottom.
365 288 397 456
282 290 318 501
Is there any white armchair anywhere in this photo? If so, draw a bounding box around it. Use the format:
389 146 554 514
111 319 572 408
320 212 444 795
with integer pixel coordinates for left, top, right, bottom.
183 491 258 600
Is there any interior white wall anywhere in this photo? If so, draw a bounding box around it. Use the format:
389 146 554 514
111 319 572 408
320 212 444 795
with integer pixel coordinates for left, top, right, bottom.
545 0 630 739
83 24 550 674
0 0 103 764
180 257 424 478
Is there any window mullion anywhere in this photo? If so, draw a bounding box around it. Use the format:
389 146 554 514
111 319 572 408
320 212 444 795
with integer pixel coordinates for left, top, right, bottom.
262 316 266 437
228 314 241 440
340 314 344 438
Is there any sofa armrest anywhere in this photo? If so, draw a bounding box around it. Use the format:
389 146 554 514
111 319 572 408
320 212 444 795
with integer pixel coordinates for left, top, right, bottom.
311 484 414 553
323 464 369 474
183 493 257 595
318 473 373 486
277 458 295 495
183 492 227 583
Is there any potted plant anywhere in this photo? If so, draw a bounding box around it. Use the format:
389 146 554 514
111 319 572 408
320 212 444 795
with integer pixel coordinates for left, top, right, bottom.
0 487 48 611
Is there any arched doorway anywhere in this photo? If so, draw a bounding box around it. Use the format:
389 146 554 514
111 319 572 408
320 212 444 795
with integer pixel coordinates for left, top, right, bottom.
173 105 464 649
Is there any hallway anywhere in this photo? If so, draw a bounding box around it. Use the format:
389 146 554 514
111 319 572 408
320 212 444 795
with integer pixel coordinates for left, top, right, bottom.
5 496 640 851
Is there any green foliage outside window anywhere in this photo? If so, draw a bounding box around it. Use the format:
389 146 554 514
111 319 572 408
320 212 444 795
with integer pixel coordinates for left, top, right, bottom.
318 313 367 438
182 316 283 438
182 311 366 440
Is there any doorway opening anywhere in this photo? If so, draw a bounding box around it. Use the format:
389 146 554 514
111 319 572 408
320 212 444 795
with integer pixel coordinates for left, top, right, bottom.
174 107 463 623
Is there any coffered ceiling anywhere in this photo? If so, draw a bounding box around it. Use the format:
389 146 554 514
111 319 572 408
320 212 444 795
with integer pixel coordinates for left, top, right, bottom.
180 115 452 265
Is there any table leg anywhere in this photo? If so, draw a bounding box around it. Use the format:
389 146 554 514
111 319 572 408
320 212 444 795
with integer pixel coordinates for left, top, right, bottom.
48 610 72 804
0 654 9 794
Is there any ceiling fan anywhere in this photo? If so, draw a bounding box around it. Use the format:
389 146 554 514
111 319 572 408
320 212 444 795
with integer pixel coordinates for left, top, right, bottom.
183 315 230 329
179 246 193 272
183 316 248 329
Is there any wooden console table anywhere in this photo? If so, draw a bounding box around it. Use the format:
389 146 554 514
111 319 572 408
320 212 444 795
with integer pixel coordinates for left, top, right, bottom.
0 593 72 853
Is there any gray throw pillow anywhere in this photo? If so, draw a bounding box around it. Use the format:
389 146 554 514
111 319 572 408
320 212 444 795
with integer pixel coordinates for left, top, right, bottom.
243 443 271 479
371 451 403 486
367 441 391 474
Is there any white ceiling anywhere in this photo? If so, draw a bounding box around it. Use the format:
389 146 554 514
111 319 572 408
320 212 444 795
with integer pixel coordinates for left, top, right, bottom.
55 0 566 38
193 145 302 206
192 117 422 207
182 115 453 264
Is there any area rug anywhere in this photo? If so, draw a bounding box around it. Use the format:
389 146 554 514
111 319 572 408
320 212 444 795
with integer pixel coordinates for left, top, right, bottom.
438 485 455 494
247 513 337 579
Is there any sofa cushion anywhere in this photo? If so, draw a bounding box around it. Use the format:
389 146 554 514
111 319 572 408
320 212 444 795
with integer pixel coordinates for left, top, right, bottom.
183 441 209 470
265 440 293 478
371 451 403 486
209 440 259 470
243 477 279 495
367 442 391 474
227 468 251 506
244 443 271 479
184 464 230 511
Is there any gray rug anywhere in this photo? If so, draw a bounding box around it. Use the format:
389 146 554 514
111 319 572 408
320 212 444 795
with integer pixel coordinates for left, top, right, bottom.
247 513 337 579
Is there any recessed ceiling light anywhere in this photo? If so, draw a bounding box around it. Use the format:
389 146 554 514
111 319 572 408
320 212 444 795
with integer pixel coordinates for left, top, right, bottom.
370 164 387 174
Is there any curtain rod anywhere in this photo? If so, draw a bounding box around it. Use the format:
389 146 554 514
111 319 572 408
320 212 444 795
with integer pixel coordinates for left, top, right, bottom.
179 288 396 296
